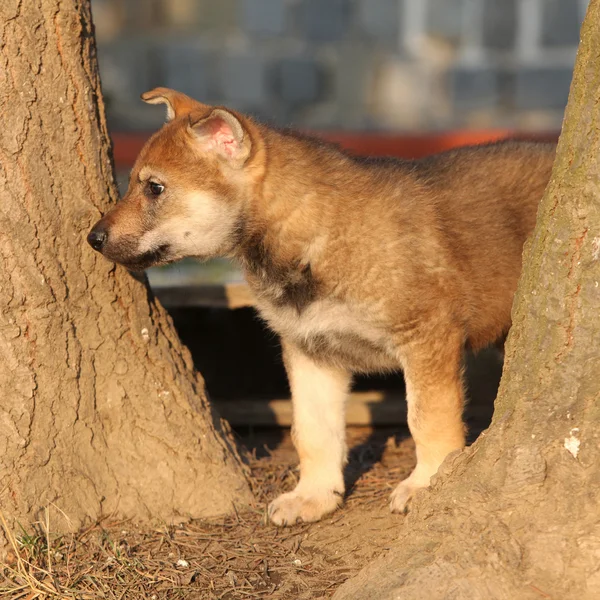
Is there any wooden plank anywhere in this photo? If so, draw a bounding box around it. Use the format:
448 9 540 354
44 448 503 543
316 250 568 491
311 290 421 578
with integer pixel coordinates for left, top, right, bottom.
215 391 407 427
153 283 256 309
214 390 495 428
225 282 256 309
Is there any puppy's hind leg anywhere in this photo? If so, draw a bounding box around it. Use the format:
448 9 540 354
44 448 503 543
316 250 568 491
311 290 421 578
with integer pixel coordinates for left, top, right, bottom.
390 328 466 513
268 342 350 526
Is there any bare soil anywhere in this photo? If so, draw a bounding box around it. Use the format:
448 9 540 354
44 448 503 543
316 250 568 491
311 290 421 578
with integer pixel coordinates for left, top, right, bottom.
1 427 416 599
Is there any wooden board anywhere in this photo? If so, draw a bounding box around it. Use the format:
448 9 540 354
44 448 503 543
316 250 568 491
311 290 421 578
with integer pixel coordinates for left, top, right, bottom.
213 390 495 428
214 390 407 427
153 283 256 309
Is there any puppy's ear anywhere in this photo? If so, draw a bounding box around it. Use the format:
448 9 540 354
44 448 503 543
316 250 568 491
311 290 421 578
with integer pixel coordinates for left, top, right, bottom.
189 108 251 166
141 88 207 122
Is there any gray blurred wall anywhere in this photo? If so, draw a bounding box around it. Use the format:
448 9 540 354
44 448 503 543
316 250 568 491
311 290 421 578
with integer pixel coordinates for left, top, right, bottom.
92 0 588 132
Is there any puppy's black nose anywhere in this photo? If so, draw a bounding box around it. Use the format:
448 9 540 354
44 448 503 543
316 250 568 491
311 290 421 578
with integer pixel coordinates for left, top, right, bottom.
87 227 108 252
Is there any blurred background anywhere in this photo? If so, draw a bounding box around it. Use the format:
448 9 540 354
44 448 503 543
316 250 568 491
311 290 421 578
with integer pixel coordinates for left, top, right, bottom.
92 0 586 134
89 0 586 433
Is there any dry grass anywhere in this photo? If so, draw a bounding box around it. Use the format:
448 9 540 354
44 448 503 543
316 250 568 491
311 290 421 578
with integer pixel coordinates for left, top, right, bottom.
0 428 415 600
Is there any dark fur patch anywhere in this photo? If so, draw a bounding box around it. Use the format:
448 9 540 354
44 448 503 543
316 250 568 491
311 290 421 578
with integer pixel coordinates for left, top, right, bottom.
240 233 319 313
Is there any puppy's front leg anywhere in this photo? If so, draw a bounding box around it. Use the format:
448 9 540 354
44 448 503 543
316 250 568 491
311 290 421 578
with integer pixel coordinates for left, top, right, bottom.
268 342 350 526
390 330 466 513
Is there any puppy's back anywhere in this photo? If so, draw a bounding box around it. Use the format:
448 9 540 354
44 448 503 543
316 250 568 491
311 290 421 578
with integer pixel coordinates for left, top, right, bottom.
417 141 556 348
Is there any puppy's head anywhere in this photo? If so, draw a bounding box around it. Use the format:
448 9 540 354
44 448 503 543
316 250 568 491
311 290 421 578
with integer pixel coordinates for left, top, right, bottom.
88 88 258 270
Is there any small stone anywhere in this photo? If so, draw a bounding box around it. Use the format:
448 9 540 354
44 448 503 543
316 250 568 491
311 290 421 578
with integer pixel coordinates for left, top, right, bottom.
177 558 190 568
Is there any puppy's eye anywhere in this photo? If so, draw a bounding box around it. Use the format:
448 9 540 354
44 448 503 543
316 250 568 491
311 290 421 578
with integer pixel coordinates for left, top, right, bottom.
148 181 165 196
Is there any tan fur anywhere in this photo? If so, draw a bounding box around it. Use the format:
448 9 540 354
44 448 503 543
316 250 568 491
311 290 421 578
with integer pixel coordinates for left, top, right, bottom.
89 89 556 524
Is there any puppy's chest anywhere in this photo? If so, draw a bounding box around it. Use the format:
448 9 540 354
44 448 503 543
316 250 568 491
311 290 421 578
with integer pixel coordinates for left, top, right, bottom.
257 298 399 373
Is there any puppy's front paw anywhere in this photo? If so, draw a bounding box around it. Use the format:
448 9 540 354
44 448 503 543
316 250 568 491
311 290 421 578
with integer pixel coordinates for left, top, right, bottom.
268 488 342 526
389 477 429 514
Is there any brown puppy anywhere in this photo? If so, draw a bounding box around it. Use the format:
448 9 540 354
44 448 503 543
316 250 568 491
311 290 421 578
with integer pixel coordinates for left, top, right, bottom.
88 88 556 525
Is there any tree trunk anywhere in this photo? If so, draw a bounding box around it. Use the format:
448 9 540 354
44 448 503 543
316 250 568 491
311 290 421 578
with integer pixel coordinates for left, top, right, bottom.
0 0 252 547
334 2 600 599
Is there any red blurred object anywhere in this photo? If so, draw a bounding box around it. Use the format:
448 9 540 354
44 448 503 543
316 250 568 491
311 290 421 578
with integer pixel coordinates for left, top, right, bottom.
111 130 559 169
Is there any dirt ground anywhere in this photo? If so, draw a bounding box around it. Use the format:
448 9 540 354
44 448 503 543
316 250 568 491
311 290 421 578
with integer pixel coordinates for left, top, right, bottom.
1 427 418 599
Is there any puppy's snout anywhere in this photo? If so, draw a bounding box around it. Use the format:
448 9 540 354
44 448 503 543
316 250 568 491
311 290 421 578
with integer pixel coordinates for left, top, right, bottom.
87 224 108 252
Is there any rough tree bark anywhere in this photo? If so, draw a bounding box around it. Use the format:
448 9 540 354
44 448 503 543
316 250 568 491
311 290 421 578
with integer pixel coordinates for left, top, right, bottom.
335 3 600 599
0 0 252 547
